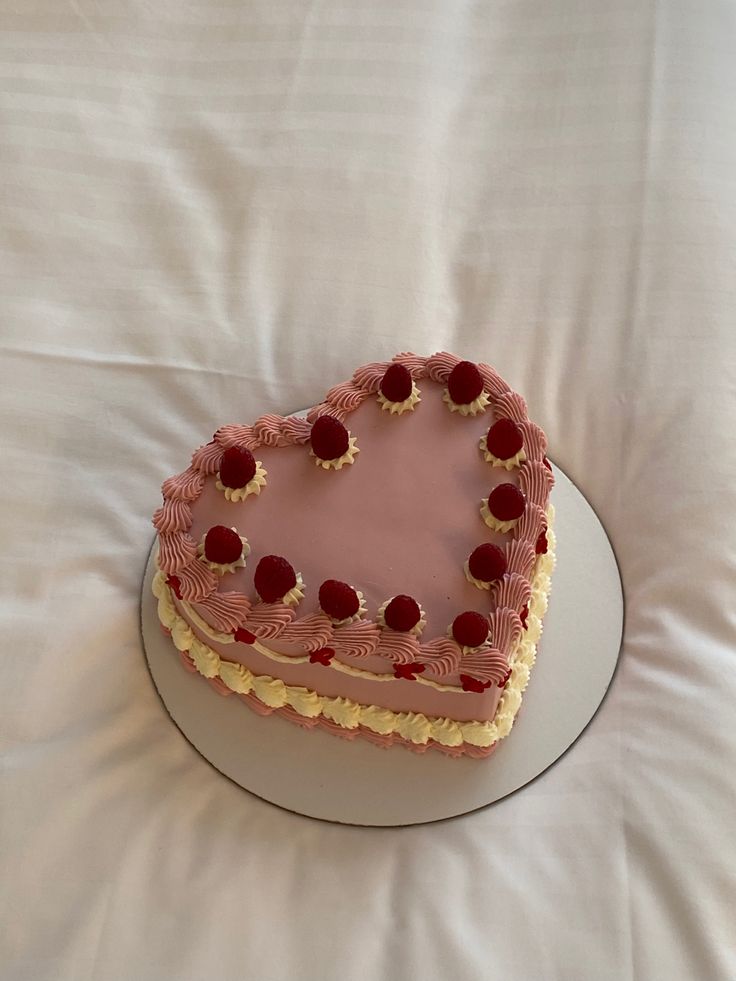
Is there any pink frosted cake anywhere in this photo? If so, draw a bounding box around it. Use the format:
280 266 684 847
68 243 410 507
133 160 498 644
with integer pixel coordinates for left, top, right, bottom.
151 352 555 758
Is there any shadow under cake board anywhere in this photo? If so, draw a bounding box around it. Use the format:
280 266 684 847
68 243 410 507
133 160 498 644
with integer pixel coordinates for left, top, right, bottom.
140 461 623 827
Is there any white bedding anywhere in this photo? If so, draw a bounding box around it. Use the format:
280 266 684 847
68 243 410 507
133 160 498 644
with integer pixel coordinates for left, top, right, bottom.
2 2 734 979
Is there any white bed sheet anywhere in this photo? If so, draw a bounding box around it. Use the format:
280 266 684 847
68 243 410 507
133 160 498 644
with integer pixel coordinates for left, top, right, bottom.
2 2 734 979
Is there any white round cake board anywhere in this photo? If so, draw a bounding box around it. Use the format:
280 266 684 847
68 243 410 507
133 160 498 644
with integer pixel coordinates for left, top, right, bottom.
141 462 623 826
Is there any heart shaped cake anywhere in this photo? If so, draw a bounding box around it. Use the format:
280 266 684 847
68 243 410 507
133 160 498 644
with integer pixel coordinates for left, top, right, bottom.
151 352 556 758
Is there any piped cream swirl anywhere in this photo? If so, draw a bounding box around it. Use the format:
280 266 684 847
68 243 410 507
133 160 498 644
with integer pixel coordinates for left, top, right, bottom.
442 388 490 417
480 499 520 534
215 462 267 502
479 434 527 471
376 382 421 415
309 435 359 471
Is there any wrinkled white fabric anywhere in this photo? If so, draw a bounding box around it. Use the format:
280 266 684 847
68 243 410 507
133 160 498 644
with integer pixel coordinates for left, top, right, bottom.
1 2 734 979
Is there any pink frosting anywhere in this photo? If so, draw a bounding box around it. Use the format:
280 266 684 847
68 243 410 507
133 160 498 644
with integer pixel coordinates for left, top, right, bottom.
491 573 532 616
280 415 312 445
157 532 198 573
330 620 382 658
193 591 251 632
243 602 295 638
488 607 522 654
391 351 427 377
253 414 290 447
493 390 528 423
457 649 509 684
504 539 536 578
191 440 223 475
519 420 547 461
420 637 463 676
214 424 258 449
307 401 347 423
176 558 218 602
478 363 510 400
375 630 421 664
516 502 546 545
426 351 460 382
324 382 370 412
161 467 204 501
278 613 334 651
519 460 554 509
153 498 192 534
351 361 390 393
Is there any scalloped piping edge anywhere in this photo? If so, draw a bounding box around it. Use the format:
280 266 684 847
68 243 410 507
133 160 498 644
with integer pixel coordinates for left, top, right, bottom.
172 506 554 691
151 511 556 754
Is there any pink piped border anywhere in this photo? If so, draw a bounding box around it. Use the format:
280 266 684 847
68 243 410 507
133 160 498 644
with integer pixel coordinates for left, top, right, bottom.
155 352 553 692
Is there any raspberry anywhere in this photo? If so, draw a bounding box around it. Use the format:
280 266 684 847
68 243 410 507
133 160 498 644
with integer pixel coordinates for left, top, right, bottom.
234 627 256 644
447 360 484 405
310 415 350 461
204 525 243 564
468 543 507 582
486 418 523 460
384 594 421 631
319 579 360 620
452 611 489 648
487 483 526 521
166 575 182 599
309 647 335 665
460 675 492 693
535 528 548 555
380 363 413 403
254 555 297 603
520 604 529 629
219 446 257 489
393 662 426 680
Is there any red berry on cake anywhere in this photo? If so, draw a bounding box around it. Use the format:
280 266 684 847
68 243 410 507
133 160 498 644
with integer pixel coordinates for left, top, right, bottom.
219 446 257 489
254 555 298 604
452 611 489 648
447 360 484 405
535 528 548 555
520 604 529 629
319 579 361 621
468 544 507 583
310 415 359 468
166 575 182 599
380 363 413 403
310 415 350 461
486 418 524 460
204 525 243 565
384 594 422 632
487 483 526 521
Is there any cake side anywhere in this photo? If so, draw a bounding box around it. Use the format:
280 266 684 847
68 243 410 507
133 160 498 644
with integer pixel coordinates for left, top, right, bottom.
152 507 555 756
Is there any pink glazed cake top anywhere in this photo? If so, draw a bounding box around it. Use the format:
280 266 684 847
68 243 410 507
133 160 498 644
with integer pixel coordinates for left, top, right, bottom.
154 352 554 700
